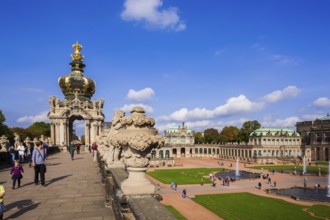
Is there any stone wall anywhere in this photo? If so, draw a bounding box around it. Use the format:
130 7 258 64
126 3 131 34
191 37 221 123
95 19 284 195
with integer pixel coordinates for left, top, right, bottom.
97 153 176 220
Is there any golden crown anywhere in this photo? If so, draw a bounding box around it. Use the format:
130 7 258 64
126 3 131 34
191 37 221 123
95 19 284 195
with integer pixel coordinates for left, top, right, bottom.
71 42 84 61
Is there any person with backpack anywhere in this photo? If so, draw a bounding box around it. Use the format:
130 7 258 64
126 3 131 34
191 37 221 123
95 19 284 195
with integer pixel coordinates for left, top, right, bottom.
31 142 47 187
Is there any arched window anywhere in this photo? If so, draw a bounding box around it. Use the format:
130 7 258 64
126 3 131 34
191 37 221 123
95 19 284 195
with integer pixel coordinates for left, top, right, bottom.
159 150 164 159
165 150 170 158
151 150 156 159
181 136 185 144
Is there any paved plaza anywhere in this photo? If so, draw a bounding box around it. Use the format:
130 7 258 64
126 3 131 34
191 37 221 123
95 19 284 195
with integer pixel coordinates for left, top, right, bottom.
0 151 114 220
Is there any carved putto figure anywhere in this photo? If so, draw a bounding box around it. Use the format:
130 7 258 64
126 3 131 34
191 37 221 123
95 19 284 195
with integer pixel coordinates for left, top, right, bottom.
106 110 126 167
14 133 21 149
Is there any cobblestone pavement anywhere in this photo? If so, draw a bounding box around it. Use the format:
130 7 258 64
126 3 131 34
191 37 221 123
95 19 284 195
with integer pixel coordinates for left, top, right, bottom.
0 150 114 220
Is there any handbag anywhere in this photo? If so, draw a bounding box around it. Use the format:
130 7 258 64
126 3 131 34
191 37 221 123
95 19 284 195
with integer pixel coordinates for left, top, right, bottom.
19 174 23 179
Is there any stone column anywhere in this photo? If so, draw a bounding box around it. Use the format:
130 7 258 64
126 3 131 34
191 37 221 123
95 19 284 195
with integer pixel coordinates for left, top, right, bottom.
85 120 90 148
50 122 55 146
55 122 61 146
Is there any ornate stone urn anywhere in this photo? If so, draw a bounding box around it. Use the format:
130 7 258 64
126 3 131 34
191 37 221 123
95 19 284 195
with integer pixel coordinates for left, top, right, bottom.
0 135 9 152
109 107 164 195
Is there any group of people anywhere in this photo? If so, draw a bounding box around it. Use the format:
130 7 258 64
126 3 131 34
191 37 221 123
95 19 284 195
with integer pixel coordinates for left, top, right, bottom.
68 142 98 160
0 142 47 220
10 141 47 189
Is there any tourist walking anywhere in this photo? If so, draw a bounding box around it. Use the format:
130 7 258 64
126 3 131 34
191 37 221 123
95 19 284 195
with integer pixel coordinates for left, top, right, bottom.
274 181 277 187
76 143 81 154
0 184 5 220
43 143 49 156
10 160 24 189
31 142 47 186
92 142 98 161
17 143 25 163
258 182 262 189
182 189 187 198
69 142 76 160
8 145 15 165
304 177 308 188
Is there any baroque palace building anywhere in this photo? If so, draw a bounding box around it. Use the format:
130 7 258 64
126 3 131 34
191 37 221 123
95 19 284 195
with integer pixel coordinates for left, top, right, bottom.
150 124 309 166
296 114 330 161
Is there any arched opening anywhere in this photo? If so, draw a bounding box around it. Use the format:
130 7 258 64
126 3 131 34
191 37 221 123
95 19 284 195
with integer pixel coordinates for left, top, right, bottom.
180 148 185 157
204 148 207 154
199 148 203 154
172 148 177 157
151 150 156 159
159 150 164 159
195 148 198 154
69 115 85 145
165 150 170 159
189 148 192 155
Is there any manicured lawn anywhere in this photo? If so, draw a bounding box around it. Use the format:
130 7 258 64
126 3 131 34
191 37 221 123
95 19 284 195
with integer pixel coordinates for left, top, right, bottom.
147 168 228 184
306 205 330 218
249 165 328 173
193 192 330 220
315 161 330 166
165 205 187 220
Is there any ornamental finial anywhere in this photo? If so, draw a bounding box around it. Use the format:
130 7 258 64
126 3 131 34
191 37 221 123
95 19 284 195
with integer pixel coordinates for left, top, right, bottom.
71 42 84 61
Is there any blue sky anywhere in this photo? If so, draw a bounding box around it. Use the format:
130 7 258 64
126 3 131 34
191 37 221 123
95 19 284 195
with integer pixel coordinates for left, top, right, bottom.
0 0 329 136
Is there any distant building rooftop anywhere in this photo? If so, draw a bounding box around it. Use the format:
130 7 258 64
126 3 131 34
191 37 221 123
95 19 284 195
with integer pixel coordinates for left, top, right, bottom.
250 128 300 137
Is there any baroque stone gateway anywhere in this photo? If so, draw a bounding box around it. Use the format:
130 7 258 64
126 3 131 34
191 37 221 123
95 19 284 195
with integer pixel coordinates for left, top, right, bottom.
48 42 105 148
46 43 174 219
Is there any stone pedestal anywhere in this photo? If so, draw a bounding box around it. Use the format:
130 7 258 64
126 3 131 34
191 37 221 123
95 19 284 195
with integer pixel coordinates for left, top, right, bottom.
121 167 155 195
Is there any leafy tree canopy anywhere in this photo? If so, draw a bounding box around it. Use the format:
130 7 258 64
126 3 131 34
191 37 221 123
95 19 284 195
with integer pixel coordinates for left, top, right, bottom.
194 132 205 144
0 110 14 143
239 120 261 143
204 128 220 144
10 127 32 142
220 126 240 143
26 122 50 138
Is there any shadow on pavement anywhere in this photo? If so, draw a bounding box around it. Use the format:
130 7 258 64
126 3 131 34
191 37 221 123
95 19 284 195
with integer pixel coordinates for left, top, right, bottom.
0 181 6 185
4 199 40 220
46 174 72 186
46 157 58 160
47 162 62 166
73 157 83 160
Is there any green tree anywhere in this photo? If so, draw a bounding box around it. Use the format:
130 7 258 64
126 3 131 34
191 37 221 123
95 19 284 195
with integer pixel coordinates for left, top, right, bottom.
204 128 220 144
0 110 14 143
194 132 205 144
11 127 32 142
220 126 240 143
26 122 50 138
238 120 261 143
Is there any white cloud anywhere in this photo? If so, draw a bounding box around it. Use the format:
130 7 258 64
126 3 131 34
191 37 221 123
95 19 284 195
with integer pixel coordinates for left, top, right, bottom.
262 115 300 128
269 54 299 65
262 86 300 103
126 88 155 102
121 0 186 31
251 43 265 51
313 97 330 107
119 103 154 113
16 111 49 123
159 95 264 122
